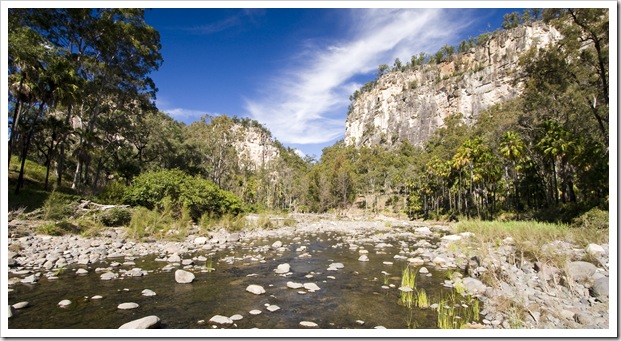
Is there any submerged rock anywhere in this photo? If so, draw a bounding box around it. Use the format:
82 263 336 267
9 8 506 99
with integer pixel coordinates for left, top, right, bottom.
119 315 160 329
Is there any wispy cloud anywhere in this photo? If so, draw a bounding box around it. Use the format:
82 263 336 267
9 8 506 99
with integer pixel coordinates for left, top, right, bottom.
181 9 265 35
244 8 471 146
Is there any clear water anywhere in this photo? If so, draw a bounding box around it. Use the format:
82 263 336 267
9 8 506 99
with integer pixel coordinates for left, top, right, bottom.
8 231 470 329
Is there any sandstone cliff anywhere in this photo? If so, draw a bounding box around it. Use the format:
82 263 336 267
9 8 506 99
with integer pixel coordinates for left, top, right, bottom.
344 22 562 148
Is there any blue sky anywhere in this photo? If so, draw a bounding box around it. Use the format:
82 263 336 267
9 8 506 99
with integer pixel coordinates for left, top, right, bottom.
145 7 524 158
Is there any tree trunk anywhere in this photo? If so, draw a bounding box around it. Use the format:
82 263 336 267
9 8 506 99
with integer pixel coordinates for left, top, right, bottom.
57 102 73 188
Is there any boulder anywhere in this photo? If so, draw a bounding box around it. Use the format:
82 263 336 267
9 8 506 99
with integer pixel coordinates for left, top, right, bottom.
566 261 597 282
246 284 266 295
462 277 487 294
591 277 609 297
194 237 208 245
175 270 195 284
585 244 606 256
274 263 291 274
119 315 161 329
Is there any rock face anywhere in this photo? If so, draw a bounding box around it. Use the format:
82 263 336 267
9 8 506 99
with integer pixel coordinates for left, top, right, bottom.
344 22 562 149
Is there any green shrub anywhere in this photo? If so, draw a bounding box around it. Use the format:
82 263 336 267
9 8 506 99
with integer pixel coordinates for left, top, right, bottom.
97 207 132 227
572 208 609 230
43 188 74 220
123 169 243 221
97 180 128 204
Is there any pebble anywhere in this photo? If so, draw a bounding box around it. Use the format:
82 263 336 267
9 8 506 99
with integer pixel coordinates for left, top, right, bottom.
355 320 365 325
230 314 243 321
91 295 103 300
300 321 318 328
118 315 160 329
271 241 283 249
249 309 262 315
118 302 139 310
358 255 369 262
419 267 429 274
76 268 88 275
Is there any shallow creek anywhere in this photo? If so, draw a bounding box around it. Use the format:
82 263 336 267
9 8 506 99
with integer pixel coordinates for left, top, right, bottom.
8 230 472 329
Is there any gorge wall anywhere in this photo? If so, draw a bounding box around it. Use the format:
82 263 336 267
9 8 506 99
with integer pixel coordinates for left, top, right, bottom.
344 22 562 148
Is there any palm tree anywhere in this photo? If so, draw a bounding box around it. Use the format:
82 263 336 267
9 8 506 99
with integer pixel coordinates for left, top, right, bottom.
499 131 525 213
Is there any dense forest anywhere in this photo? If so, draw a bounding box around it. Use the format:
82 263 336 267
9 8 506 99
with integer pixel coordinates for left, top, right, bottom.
7 8 609 226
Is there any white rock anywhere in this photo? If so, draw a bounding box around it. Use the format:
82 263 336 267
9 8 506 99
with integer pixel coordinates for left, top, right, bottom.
76 268 88 275
441 235 462 242
300 321 318 328
415 227 431 234
432 257 447 266
419 267 429 274
8 305 14 319
100 272 118 280
359 249 369 254
119 315 160 329
194 237 208 245
374 326 386 329
271 241 283 248
118 302 139 310
58 299 72 307
12 301 29 309
246 284 266 295
329 262 344 269
175 270 195 284
167 254 181 263
358 255 369 262
230 314 243 321
383 261 393 265
287 282 303 289
209 315 233 324
142 289 157 297
303 283 320 291
586 243 606 256
274 263 291 274
249 309 262 315
266 305 280 312
91 295 103 300
407 257 424 265
398 286 413 292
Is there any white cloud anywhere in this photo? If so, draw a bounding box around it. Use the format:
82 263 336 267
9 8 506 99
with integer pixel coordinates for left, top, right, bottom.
244 8 470 146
